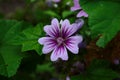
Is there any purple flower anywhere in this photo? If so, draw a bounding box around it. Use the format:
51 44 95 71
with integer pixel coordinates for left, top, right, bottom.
77 10 88 17
71 0 88 17
38 18 83 61
71 0 81 11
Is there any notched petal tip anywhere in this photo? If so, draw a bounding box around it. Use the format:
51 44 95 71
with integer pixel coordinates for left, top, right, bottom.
50 46 68 61
50 53 58 61
59 47 68 61
60 56 68 61
71 47 79 54
75 35 83 44
63 19 70 25
60 19 71 26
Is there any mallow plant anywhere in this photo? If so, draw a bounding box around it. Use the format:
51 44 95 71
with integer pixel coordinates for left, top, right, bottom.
0 0 120 80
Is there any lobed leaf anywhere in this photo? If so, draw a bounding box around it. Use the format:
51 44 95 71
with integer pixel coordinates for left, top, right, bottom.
0 20 25 77
12 23 44 55
80 0 120 47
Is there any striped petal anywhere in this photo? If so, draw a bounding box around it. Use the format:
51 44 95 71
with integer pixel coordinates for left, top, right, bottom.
38 37 57 54
61 19 79 38
65 35 83 54
44 18 60 38
50 45 68 61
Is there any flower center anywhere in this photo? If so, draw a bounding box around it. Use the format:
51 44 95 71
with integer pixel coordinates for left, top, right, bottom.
57 37 64 45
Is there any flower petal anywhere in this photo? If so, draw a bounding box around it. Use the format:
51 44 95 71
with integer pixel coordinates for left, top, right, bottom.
50 45 68 61
75 19 84 29
61 19 80 38
71 0 81 11
38 37 54 45
38 37 57 54
51 18 59 27
65 35 83 54
44 18 60 38
77 10 88 17
42 44 56 54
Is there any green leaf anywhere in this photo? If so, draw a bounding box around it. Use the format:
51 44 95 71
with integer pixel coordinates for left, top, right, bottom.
36 63 54 73
0 20 25 77
12 24 44 55
44 10 60 18
2 21 30 44
80 0 120 48
0 20 17 40
62 11 74 18
0 45 23 77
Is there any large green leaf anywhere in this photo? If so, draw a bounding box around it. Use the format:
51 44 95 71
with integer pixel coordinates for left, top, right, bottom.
0 45 23 77
80 0 120 47
0 20 17 40
0 20 25 77
12 24 44 55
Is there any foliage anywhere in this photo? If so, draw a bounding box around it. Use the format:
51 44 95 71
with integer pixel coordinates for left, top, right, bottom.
0 20 25 77
80 0 120 47
12 24 44 55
